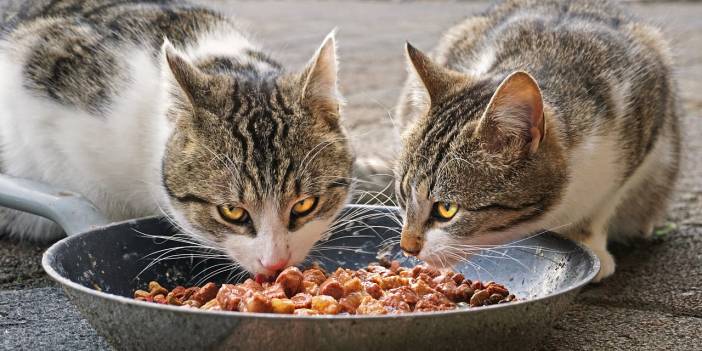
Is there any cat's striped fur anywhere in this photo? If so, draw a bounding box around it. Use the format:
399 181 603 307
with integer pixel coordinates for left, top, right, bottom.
394 0 680 281
0 0 353 276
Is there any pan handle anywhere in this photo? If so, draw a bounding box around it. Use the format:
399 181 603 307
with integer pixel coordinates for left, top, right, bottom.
0 174 110 236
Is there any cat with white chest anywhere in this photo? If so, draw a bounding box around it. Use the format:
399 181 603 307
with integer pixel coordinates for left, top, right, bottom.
393 0 680 281
0 0 354 277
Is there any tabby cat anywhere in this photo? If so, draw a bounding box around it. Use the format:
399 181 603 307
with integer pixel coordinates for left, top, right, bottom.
0 0 354 277
394 0 679 281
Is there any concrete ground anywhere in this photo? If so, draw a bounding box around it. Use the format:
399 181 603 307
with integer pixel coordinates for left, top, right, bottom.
1 1 701 350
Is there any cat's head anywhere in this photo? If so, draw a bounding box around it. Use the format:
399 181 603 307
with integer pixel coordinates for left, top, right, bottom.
159 33 353 276
395 44 567 267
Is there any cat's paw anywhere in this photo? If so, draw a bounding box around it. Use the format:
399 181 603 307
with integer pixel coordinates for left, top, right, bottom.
591 248 616 283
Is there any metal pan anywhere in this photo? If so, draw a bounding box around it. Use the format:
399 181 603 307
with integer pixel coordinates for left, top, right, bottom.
0 174 599 351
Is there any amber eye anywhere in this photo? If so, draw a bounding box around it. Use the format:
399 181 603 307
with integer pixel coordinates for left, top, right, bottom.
291 197 318 217
217 204 249 224
433 202 459 221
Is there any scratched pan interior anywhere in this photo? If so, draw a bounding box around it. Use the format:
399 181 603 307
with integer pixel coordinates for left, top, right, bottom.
43 205 599 351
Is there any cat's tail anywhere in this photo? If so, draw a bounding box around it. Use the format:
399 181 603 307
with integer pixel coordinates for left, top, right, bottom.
352 157 396 206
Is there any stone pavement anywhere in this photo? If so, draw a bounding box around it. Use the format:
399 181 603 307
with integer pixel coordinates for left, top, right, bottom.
1 1 701 350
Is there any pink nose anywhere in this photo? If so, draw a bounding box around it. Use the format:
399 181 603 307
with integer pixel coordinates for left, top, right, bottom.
262 259 289 271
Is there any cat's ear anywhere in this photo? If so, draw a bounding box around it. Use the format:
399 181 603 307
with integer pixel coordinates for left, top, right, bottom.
479 71 545 155
405 42 467 107
161 38 211 107
300 31 342 125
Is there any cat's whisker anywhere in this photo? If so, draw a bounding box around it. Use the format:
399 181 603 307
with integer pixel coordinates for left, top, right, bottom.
195 263 240 286
143 252 229 263
304 251 340 266
326 221 395 242
444 238 532 270
483 221 575 248
377 240 401 252
311 247 374 255
336 197 403 228
314 234 375 246
308 175 377 186
351 184 398 207
461 249 530 271
451 243 567 254
326 209 399 236
310 243 364 250
442 247 496 282
191 261 239 279
145 252 230 260
134 229 221 252
227 269 251 284
135 245 226 277
327 221 400 234
150 204 201 237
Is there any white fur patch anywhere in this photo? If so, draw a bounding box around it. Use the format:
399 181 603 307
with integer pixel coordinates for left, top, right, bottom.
418 228 452 266
0 27 261 240
0 45 167 240
540 132 622 232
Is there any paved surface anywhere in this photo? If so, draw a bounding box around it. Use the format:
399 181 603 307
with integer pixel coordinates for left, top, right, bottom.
1 1 701 350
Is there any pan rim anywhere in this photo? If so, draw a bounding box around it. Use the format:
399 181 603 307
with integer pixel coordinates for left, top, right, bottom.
42 205 600 321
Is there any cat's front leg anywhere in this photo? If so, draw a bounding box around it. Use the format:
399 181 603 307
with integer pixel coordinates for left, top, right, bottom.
581 227 616 283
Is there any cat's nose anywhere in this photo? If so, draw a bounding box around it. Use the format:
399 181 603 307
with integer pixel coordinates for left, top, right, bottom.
261 258 289 271
400 233 423 256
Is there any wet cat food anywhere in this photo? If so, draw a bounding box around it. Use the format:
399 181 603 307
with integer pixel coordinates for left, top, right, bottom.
133 261 517 315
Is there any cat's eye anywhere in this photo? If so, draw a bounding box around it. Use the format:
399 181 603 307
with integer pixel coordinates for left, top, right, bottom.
432 201 459 221
217 204 249 224
291 197 318 217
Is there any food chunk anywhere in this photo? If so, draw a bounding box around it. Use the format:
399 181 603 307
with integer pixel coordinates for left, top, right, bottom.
263 283 287 300
302 281 320 295
302 268 327 285
380 294 411 313
362 281 383 299
342 277 363 295
271 298 296 314
415 293 456 312
319 278 344 300
311 295 341 315
190 282 218 305
356 296 388 315
216 284 247 311
241 279 263 291
339 292 364 314
291 293 313 309
388 286 419 305
275 266 304 297
241 292 272 313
